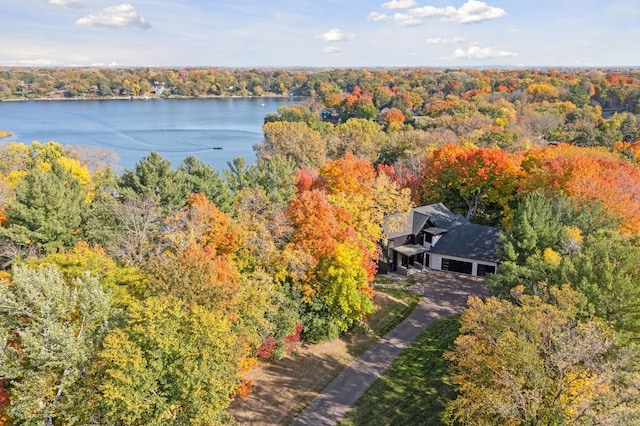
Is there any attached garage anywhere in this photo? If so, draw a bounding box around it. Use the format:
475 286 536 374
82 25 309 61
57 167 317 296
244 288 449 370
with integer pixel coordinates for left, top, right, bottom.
477 264 496 277
427 223 502 277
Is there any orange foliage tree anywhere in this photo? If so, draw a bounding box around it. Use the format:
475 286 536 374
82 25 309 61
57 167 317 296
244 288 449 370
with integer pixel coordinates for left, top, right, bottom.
384 107 406 130
520 144 640 235
316 153 412 279
149 192 240 311
286 186 373 341
286 154 411 341
420 144 523 226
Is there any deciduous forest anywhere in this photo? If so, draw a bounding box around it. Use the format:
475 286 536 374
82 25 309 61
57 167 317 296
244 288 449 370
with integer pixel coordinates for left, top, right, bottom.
1 67 639 424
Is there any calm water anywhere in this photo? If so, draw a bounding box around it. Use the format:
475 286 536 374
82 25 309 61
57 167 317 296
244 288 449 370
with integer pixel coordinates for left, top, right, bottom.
0 97 299 172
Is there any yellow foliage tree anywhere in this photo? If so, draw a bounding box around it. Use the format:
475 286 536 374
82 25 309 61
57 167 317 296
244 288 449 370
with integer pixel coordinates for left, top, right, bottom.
445 285 635 425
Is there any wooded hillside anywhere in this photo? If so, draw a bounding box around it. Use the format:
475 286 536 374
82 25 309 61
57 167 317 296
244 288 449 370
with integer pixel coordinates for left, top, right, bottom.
1 67 639 424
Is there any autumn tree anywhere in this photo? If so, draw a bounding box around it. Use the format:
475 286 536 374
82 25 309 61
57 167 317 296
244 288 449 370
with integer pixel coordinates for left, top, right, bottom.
328 118 386 161
98 296 243 425
445 286 640 425
230 186 304 358
65 144 119 175
233 186 292 276
0 141 67 174
285 155 412 342
382 107 406 131
373 86 393 109
257 121 327 168
316 153 412 279
519 144 640 235
420 144 522 226
0 265 114 425
25 241 147 306
147 192 239 311
525 82 559 102
108 192 164 266
286 189 373 341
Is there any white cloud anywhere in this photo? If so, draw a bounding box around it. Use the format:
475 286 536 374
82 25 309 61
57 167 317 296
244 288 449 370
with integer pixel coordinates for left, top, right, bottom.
394 13 422 26
317 28 344 42
49 0 86 8
316 28 354 42
381 0 417 10
442 0 507 24
76 3 151 29
450 45 516 59
323 46 342 55
408 1 506 24
409 6 446 18
426 36 466 44
368 12 390 22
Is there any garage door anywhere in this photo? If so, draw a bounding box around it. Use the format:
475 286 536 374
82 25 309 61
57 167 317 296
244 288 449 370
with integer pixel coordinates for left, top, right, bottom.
441 258 473 275
477 264 496 276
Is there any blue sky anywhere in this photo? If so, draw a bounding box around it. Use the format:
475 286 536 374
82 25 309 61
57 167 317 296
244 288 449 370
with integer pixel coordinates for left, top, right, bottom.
2 0 639 68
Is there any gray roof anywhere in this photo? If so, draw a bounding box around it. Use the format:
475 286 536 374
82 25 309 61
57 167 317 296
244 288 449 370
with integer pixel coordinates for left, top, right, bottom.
392 244 431 257
382 203 468 239
412 203 469 229
429 223 502 263
425 227 449 235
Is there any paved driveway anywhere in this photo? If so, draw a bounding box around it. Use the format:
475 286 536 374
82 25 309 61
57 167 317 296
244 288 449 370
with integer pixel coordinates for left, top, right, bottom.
290 270 489 426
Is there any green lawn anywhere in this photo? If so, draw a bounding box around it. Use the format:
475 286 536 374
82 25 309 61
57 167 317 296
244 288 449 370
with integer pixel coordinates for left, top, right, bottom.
368 287 422 338
345 287 422 357
339 316 461 426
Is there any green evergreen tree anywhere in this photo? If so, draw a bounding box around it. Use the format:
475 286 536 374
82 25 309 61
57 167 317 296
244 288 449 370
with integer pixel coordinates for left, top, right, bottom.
500 192 562 264
1 161 87 254
175 155 233 213
119 151 181 212
223 157 252 193
249 154 298 207
561 231 640 342
488 194 620 297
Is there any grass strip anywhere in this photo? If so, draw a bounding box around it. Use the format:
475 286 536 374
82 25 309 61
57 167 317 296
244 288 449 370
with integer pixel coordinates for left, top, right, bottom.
340 316 461 426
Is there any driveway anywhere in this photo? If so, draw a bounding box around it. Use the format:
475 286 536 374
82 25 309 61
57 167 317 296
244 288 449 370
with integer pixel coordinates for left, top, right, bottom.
290 270 490 426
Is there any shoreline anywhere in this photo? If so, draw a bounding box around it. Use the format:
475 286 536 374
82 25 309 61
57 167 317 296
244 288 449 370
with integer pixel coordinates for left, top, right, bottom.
0 94 299 102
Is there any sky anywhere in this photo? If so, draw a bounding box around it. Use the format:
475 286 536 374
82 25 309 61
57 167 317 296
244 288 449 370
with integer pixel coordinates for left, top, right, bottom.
1 0 639 68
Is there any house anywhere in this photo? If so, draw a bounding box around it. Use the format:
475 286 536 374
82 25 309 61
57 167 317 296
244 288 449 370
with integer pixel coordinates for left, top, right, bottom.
379 203 502 277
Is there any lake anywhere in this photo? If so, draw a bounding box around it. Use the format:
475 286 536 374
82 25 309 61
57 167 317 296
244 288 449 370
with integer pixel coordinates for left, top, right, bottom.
0 97 300 172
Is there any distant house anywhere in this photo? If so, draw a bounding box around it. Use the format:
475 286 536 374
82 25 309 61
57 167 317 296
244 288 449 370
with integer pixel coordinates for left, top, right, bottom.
320 108 338 122
379 203 502 277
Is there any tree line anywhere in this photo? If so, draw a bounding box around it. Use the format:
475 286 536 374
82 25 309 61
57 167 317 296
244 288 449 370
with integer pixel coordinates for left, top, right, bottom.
0 141 411 424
